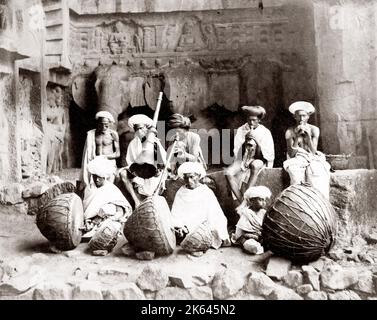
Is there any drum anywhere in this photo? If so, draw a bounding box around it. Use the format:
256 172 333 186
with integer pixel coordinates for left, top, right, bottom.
37 193 84 251
88 219 121 252
262 183 337 264
181 221 213 253
124 195 176 255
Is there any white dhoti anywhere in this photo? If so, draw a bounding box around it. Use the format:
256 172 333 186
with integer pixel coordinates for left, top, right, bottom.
283 148 331 199
171 184 229 242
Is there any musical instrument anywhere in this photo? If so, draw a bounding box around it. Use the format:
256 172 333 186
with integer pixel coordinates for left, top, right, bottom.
180 221 213 253
88 219 122 252
262 183 337 263
129 92 163 179
37 193 84 251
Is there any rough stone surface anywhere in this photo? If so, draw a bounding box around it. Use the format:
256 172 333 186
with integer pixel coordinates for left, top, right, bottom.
352 270 374 294
22 182 49 198
103 283 145 300
245 272 276 297
2 256 33 277
308 259 325 273
320 265 359 290
0 289 34 300
169 275 194 289
268 285 303 300
0 184 24 205
296 284 313 296
302 265 320 291
0 266 44 296
211 268 246 300
121 243 136 257
72 282 103 300
155 287 191 300
328 290 361 300
188 286 213 300
282 271 304 289
306 291 328 300
136 265 169 292
266 257 292 280
33 281 71 300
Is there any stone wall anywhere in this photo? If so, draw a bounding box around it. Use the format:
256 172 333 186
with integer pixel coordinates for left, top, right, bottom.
69 0 317 167
314 0 377 169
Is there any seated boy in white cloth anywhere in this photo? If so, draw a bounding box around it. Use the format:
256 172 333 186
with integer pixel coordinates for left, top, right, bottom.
82 157 132 238
119 114 167 208
232 186 271 254
171 162 231 248
283 101 330 199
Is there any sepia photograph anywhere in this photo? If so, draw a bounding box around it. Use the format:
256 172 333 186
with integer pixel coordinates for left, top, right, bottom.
0 0 376 307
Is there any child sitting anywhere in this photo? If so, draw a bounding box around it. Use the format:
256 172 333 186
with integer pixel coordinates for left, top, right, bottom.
232 186 271 254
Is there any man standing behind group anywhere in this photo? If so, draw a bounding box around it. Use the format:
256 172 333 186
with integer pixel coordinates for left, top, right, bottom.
225 106 275 203
80 111 120 188
283 101 330 198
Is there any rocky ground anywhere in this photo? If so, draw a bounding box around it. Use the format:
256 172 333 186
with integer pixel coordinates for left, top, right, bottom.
1 211 377 300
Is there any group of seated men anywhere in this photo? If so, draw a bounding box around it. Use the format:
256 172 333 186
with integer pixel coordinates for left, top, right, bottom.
77 100 331 255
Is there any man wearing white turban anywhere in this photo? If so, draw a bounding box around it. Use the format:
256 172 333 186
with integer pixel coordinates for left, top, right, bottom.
81 157 132 239
232 186 271 254
80 111 120 188
283 101 330 199
225 106 275 203
171 162 231 249
119 114 167 207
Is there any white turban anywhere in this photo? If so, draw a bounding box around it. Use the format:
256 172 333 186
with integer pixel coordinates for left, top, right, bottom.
288 101 315 115
177 162 206 179
128 114 154 131
244 186 271 200
87 156 115 178
95 111 115 123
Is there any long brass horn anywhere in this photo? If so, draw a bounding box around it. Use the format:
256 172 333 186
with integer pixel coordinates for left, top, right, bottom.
129 92 164 179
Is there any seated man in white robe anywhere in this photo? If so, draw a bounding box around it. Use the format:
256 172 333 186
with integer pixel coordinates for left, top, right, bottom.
232 186 271 254
82 157 132 239
119 114 167 208
225 106 275 204
283 101 331 199
171 162 231 249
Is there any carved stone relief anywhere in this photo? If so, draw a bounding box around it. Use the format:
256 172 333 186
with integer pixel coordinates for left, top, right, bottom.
45 85 68 174
0 74 12 183
0 2 11 31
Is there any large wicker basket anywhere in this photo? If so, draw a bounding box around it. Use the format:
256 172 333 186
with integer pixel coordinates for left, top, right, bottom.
262 183 337 264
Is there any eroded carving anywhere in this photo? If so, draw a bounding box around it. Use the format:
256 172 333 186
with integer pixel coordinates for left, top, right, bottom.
0 2 11 30
176 17 206 52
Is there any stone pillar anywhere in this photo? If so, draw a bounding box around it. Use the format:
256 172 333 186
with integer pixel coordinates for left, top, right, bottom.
313 0 377 168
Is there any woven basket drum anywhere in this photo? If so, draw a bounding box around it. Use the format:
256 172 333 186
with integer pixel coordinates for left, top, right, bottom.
262 183 337 264
37 193 84 251
180 221 213 253
88 219 121 252
124 195 176 255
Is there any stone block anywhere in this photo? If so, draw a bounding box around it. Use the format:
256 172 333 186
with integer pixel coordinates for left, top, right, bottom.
0 183 24 204
266 257 292 280
33 281 72 300
22 182 49 198
103 283 145 300
169 275 194 289
211 268 246 300
268 285 303 300
155 287 191 300
2 256 33 277
121 243 136 257
352 270 374 294
328 290 361 300
320 265 358 290
72 282 103 300
302 265 320 291
188 287 213 300
245 272 276 297
308 259 325 273
296 284 313 296
97 267 129 276
364 233 377 245
306 291 328 300
0 266 44 296
136 265 169 292
282 271 303 289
